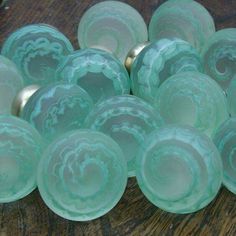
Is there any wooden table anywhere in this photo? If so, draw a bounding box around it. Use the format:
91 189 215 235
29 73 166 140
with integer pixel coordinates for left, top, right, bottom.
0 0 236 235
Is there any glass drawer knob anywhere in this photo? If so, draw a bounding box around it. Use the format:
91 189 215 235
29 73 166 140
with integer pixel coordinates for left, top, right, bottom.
0 115 43 203
20 83 94 143
202 28 236 91
0 55 24 114
85 95 164 177
155 71 229 137
77 1 148 63
130 38 203 102
1 24 74 86
149 0 215 52
37 130 127 221
136 125 223 214
56 48 130 104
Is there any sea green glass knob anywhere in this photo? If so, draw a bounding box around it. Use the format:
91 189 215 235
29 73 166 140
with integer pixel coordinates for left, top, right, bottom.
85 95 164 177
21 83 93 142
149 0 215 52
155 72 228 137
77 1 148 63
56 49 130 104
130 38 203 102
1 24 74 86
0 55 23 114
213 118 236 194
202 28 236 91
136 125 223 214
0 115 43 203
37 130 127 221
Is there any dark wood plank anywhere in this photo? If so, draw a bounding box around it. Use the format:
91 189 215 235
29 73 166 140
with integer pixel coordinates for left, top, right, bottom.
0 0 236 235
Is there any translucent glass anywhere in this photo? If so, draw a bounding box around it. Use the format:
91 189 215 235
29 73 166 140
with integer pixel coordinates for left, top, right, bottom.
136 125 223 214
85 95 164 176
0 55 23 114
1 24 74 86
56 49 130 104
155 72 229 137
21 83 93 143
227 78 236 116
77 1 148 63
149 0 215 52
130 38 203 102
213 118 236 194
0 115 43 203
202 28 236 91
37 130 127 221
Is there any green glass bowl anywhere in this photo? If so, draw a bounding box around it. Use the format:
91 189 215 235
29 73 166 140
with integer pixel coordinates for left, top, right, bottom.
130 38 203 102
37 130 127 221
213 118 236 195
1 24 74 86
202 28 236 91
0 55 23 114
56 49 130 104
85 95 164 177
77 1 148 63
136 125 223 214
155 72 229 137
149 0 215 52
0 115 43 203
21 83 93 143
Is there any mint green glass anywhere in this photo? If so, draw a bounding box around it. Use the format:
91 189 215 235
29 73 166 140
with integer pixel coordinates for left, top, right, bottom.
227 78 236 116
0 55 23 114
130 38 202 102
155 72 228 137
77 1 148 63
1 24 74 86
37 130 127 221
0 115 43 203
202 28 236 91
213 118 236 195
136 125 223 214
149 0 215 52
21 83 93 142
85 95 164 177
56 49 130 104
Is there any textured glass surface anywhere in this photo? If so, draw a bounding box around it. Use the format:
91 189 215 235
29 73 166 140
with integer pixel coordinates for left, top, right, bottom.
0 115 43 203
0 55 23 114
227 78 236 116
77 1 148 63
21 83 93 142
85 95 164 176
136 125 223 214
213 118 236 194
37 130 127 221
1 24 74 86
56 49 130 104
155 72 229 137
149 0 215 52
202 28 236 91
130 38 203 102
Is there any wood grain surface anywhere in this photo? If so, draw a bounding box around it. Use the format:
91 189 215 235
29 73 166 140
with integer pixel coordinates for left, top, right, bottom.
0 0 236 235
